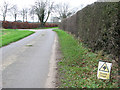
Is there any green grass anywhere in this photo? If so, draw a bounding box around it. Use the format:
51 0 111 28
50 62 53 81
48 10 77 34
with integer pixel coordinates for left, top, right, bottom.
53 29 118 88
0 29 35 47
34 27 58 29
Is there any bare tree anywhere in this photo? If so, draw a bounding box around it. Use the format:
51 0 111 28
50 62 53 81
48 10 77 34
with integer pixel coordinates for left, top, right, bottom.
0 1 11 21
25 8 28 22
10 5 18 21
25 8 30 22
54 3 76 20
21 8 28 22
33 0 54 27
30 6 36 22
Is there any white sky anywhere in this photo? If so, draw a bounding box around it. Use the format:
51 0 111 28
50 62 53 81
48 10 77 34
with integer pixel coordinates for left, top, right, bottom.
0 0 97 22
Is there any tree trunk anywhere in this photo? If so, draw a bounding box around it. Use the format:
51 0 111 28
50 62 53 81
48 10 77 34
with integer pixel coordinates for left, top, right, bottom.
38 15 45 27
40 22 45 27
15 14 17 22
26 14 27 22
23 17 24 22
3 16 5 21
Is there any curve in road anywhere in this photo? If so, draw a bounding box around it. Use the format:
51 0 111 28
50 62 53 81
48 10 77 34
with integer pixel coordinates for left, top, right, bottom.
2 29 57 88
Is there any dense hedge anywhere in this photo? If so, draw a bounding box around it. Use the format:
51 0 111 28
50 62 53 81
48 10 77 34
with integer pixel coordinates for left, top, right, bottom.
2 21 58 29
59 2 120 58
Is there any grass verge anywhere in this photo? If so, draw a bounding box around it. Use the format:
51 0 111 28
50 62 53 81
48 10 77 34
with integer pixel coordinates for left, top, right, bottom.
0 29 35 47
34 27 58 29
53 29 118 88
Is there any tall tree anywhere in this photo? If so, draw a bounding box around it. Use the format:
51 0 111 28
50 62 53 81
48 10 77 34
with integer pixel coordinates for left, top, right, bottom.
30 7 36 22
10 5 18 22
54 3 76 20
33 0 54 27
21 8 27 22
0 1 11 21
25 8 29 22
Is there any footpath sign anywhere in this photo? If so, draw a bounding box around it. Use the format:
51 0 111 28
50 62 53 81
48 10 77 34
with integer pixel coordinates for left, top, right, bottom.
97 61 112 79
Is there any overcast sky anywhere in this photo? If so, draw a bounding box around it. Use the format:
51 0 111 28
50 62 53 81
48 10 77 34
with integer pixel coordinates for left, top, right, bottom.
0 0 98 22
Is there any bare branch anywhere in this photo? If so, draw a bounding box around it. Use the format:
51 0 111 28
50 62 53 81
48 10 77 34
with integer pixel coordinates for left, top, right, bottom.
10 5 18 21
0 1 11 21
32 0 54 27
20 8 28 22
54 3 77 20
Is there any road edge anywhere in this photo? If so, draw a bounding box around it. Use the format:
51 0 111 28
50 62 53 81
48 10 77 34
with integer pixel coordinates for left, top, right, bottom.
45 31 58 88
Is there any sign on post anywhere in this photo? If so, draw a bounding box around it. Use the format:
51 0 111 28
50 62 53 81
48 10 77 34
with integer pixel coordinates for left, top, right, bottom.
97 61 112 80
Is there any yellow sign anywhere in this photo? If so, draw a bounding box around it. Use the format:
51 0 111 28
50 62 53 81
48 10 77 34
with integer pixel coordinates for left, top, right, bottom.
99 63 109 72
97 61 112 80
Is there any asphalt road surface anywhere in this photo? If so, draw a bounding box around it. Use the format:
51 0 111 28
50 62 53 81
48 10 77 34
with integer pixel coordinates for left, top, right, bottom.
1 29 57 88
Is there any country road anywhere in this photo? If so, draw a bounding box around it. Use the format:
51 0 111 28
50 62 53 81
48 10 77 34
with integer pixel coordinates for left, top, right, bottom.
1 29 57 88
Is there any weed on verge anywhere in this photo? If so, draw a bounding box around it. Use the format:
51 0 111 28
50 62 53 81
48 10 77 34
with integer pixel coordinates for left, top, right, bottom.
53 29 118 88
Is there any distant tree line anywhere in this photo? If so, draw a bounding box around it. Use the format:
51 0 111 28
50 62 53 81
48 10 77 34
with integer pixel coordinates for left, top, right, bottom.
0 0 78 27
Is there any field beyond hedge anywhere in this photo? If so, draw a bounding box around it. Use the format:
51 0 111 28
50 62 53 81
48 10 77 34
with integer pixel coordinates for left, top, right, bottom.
54 29 118 88
0 29 35 47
